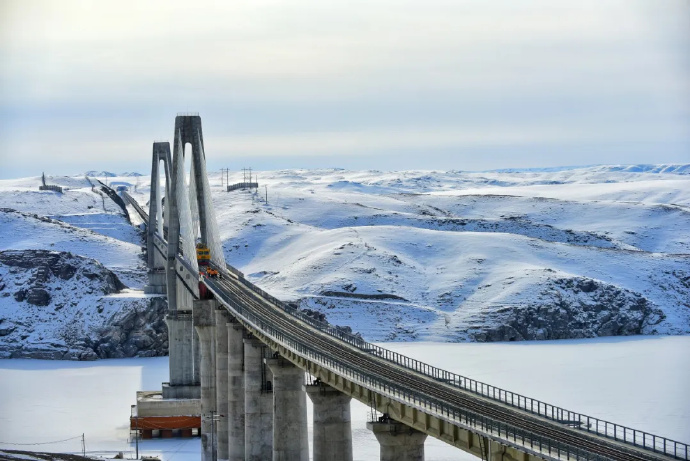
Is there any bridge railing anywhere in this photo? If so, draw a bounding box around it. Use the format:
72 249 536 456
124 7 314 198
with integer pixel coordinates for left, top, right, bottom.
122 191 149 222
205 278 610 461
222 269 689 460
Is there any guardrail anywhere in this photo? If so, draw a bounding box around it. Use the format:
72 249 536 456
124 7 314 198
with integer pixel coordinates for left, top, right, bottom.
124 190 688 460
122 191 149 223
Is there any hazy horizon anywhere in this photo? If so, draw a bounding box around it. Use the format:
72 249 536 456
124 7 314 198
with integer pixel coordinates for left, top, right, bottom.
2 1 689 179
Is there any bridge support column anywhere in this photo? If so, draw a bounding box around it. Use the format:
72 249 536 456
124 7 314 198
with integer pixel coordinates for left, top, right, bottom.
144 269 167 294
194 300 218 461
367 420 427 461
244 338 273 461
304 382 353 461
215 309 230 461
163 310 199 399
227 322 245 461
265 357 309 461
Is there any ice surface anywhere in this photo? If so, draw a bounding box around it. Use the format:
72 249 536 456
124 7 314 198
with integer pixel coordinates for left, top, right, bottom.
0 336 687 460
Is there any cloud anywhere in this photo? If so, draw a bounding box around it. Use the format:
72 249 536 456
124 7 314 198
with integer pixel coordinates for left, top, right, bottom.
0 0 688 177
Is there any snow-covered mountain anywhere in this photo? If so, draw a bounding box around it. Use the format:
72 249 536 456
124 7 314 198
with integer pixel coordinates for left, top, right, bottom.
84 170 117 177
83 171 143 177
1 164 688 360
130 164 690 342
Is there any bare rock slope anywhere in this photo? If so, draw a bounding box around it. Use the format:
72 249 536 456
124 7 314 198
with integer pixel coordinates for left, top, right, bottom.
0 250 167 360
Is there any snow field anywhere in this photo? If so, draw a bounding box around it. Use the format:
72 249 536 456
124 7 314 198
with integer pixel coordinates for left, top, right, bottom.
0 336 687 461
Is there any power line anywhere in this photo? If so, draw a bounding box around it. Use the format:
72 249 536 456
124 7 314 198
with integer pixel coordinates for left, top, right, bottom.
0 435 83 446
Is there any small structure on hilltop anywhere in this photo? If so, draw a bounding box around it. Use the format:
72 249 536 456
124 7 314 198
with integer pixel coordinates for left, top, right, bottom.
226 166 258 191
38 172 63 193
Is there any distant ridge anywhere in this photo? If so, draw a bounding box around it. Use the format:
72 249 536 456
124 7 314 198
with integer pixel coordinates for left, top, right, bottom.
487 164 690 175
83 171 143 177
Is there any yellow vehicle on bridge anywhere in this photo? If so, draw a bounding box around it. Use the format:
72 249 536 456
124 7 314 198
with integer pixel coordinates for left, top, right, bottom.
196 243 219 278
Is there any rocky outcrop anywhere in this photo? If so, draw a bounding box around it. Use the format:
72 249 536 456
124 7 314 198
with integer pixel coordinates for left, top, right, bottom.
472 277 666 342
91 297 168 359
0 250 167 360
0 249 125 298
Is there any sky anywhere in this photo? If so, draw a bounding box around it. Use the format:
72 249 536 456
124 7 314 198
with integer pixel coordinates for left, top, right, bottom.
1 0 689 178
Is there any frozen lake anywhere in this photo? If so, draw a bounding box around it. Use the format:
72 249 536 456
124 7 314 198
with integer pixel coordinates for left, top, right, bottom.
0 335 688 460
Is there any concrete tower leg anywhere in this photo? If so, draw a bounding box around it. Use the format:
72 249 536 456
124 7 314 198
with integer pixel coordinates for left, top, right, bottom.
227 323 245 461
266 358 308 461
214 309 230 461
144 142 171 295
244 338 273 461
304 383 353 461
366 421 427 461
163 311 199 399
194 300 218 461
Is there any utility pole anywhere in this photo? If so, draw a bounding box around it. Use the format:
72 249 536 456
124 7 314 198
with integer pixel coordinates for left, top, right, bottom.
242 168 247 183
220 168 228 189
248 167 252 184
264 185 268 204
225 168 229 190
81 433 85 457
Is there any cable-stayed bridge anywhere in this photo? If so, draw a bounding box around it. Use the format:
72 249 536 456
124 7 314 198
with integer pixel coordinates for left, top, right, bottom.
121 114 688 461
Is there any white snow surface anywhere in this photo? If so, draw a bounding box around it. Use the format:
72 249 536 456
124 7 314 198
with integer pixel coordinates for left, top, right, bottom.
0 336 687 460
0 175 145 288
2 166 690 343
127 164 690 341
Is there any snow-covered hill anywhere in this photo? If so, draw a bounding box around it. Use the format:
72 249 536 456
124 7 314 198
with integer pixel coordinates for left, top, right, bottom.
2 164 689 354
131 164 690 342
0 175 157 359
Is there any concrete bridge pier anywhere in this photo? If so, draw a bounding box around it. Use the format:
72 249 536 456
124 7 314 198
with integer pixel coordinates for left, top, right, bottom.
367 420 427 461
244 338 273 461
144 269 167 294
266 357 309 461
194 300 218 461
163 310 199 399
304 382 353 461
227 322 246 461
214 309 230 461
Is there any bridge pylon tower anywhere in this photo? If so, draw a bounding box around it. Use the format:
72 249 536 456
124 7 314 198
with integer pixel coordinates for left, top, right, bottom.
162 114 224 399
144 142 171 295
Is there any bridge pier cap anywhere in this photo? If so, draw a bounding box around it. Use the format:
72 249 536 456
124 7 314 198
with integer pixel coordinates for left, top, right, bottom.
304 382 353 461
367 420 426 461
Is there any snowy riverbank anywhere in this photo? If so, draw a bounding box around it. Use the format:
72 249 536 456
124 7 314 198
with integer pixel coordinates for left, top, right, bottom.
0 335 688 460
